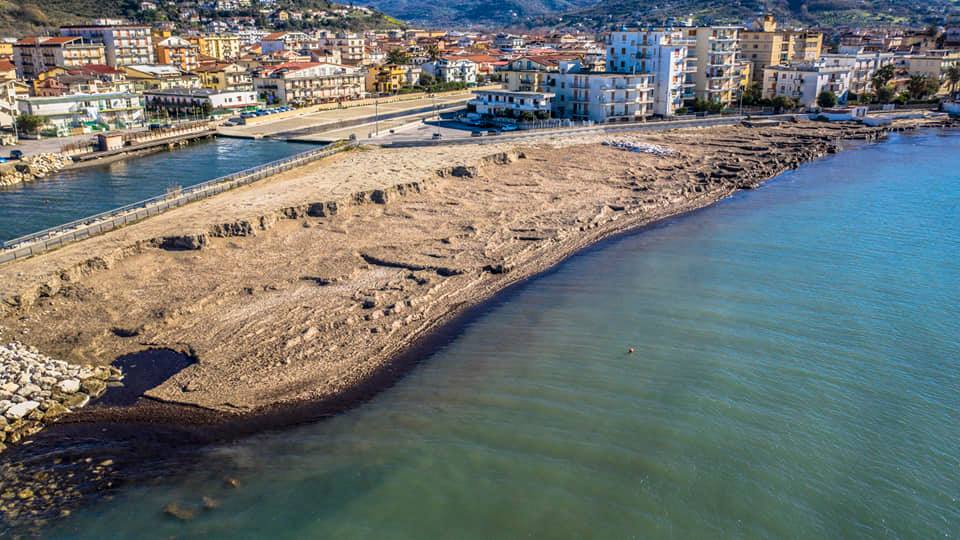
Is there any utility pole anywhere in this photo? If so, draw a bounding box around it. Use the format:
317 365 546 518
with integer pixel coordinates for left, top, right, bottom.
375 97 380 136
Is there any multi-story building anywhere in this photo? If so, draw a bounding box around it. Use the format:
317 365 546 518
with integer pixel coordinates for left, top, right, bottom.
684 26 742 106
547 61 655 123
260 32 313 54
904 50 960 93
315 32 365 66
188 34 242 61
253 62 364 106
368 64 407 94
60 22 155 67
762 63 851 107
499 55 581 93
17 91 145 135
123 64 201 90
606 28 690 116
13 37 107 79
195 63 252 91
469 89 553 118
821 51 894 95
155 36 200 73
741 16 792 84
143 87 257 112
494 34 525 51
422 57 478 84
785 30 824 63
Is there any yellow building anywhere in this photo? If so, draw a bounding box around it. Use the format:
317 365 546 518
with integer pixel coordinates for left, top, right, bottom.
188 34 242 61
376 64 406 93
155 36 200 72
785 30 823 63
742 15 823 83
195 62 252 91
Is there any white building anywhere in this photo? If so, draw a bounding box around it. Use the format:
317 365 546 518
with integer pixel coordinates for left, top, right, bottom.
17 91 145 135
606 28 691 116
143 87 258 111
762 63 851 108
547 61 655 123
469 89 553 118
423 57 478 85
60 23 155 67
494 34 525 51
821 51 894 95
253 62 364 106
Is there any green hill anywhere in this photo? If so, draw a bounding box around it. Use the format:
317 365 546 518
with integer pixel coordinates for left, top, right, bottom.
0 0 401 37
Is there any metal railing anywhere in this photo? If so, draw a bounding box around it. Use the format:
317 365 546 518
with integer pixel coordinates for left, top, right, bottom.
0 140 357 265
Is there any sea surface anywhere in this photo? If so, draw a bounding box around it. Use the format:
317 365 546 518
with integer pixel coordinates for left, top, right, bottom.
35 129 960 538
0 138 313 243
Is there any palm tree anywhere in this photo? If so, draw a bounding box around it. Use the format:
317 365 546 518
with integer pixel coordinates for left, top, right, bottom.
946 65 960 99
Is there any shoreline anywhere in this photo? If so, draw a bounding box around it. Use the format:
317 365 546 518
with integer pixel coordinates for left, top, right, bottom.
0 118 954 441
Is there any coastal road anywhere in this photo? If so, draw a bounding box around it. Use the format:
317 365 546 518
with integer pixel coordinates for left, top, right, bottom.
218 93 477 139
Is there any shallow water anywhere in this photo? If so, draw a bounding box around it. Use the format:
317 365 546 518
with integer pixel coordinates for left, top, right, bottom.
37 130 960 538
0 138 313 243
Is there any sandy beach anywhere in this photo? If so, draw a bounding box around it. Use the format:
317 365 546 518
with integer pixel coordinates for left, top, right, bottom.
0 117 949 419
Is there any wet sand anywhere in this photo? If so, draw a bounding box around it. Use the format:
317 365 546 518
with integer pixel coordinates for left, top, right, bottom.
0 118 949 422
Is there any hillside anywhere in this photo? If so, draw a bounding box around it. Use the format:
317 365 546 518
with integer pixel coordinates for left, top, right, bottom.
545 0 959 28
353 0 956 28
0 0 402 37
351 0 597 27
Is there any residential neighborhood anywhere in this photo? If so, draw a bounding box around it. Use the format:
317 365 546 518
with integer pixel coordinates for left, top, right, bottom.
0 11 959 140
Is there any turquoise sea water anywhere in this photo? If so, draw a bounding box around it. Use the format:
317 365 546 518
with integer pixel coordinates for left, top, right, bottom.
42 130 960 538
0 138 312 243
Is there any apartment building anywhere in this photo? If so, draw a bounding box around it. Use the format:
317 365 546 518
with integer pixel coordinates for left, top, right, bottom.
195 63 252 91
188 34 242 61
155 36 200 73
423 57 478 84
260 32 313 54
762 63 851 107
13 37 107 79
143 88 257 111
606 29 690 116
315 32 366 66
821 51 894 95
17 91 145 135
253 62 364 105
123 64 201 90
60 23 155 67
469 89 553 117
904 50 960 92
547 62 655 123
500 55 581 92
684 26 742 106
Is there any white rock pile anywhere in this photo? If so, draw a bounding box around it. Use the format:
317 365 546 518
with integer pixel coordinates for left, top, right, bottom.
0 153 74 187
0 341 120 451
602 140 674 156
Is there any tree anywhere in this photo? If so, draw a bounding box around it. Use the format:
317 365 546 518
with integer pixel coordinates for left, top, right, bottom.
16 114 46 135
817 90 837 108
871 64 896 91
741 82 763 106
770 96 797 113
946 65 960 98
907 75 939 100
425 44 441 62
875 85 895 104
418 72 435 87
385 47 410 66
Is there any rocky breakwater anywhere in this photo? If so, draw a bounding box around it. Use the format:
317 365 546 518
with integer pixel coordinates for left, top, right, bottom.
0 340 120 452
0 153 74 188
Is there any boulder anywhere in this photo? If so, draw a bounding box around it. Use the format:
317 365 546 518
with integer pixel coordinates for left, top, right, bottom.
5 401 40 420
57 379 81 394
